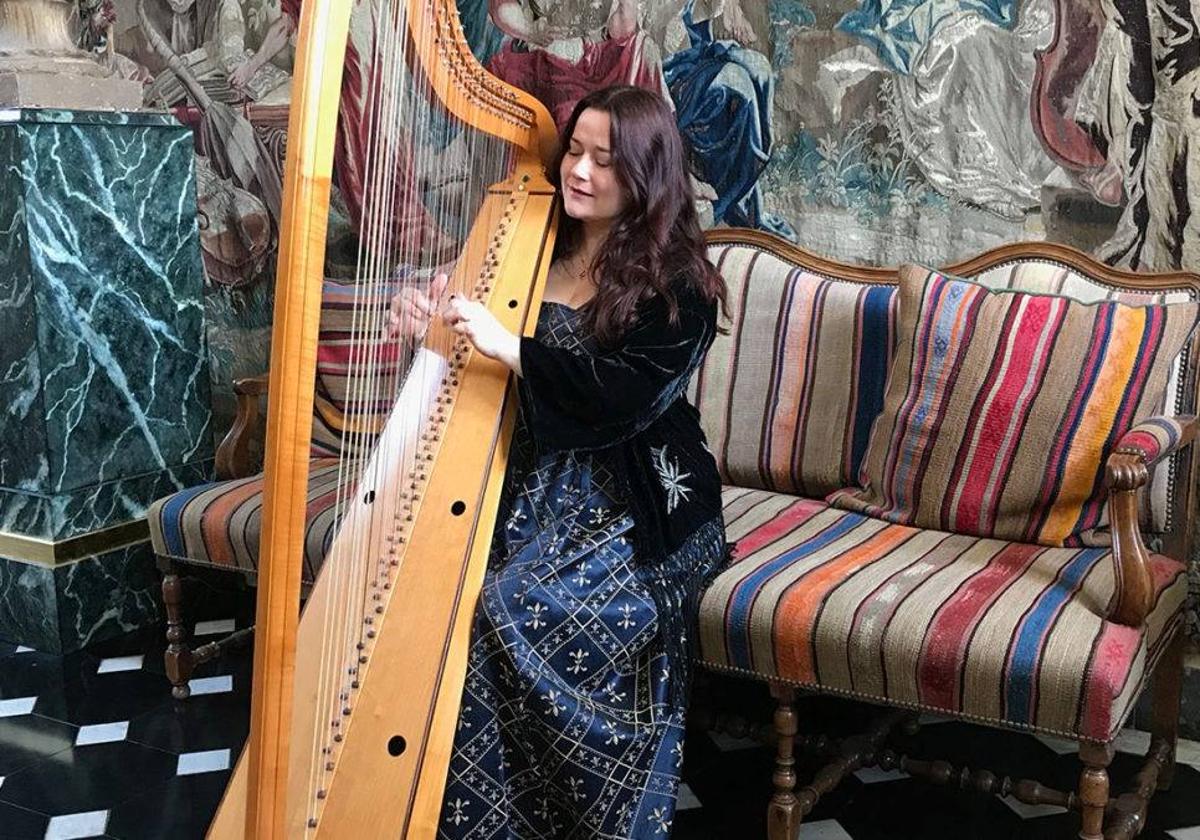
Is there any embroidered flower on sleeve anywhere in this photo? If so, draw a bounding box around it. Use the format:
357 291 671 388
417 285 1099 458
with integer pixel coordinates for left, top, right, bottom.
651 445 693 513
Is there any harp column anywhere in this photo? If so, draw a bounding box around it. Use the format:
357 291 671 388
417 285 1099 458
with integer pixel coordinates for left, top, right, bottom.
0 107 213 654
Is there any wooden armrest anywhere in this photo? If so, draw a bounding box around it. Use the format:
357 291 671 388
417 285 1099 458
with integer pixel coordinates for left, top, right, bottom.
1105 415 1199 625
233 375 269 397
215 374 269 479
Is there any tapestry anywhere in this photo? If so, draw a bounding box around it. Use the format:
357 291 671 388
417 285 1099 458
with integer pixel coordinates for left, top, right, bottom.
84 0 1200 627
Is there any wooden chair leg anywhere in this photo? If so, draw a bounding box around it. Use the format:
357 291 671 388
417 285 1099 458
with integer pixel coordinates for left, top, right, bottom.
767 682 800 840
160 560 195 700
1150 631 1185 791
1078 742 1114 840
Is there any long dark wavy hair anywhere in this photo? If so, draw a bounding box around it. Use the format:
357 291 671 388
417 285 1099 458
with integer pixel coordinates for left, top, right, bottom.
550 86 728 346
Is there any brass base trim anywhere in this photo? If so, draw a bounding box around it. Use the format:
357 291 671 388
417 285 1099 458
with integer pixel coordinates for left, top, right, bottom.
0 519 150 567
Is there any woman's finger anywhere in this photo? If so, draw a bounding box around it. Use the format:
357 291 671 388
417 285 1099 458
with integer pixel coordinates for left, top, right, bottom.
432 272 450 300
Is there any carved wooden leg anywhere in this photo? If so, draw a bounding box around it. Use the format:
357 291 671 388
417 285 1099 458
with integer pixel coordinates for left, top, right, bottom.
1151 631 1184 791
767 682 800 840
160 560 195 700
1078 742 1114 840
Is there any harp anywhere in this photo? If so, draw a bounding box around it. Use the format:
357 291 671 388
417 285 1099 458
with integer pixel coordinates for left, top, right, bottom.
207 0 558 836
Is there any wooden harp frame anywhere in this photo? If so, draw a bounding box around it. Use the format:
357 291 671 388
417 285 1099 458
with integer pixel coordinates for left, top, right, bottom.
207 0 559 837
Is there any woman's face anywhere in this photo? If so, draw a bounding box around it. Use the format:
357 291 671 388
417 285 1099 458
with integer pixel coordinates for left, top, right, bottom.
560 108 627 227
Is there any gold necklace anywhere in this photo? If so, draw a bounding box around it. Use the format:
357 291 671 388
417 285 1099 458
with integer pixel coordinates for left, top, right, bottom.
552 251 594 307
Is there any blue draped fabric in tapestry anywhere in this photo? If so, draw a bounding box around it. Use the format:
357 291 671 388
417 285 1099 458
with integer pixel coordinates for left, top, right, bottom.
437 300 726 839
663 0 794 239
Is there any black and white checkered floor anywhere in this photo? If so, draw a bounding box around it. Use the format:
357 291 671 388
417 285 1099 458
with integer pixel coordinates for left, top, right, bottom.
5 618 1200 839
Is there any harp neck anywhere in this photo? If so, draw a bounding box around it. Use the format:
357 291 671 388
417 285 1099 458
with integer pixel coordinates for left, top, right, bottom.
411 0 558 170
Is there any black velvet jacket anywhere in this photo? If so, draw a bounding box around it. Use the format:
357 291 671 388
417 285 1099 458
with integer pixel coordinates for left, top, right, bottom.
517 281 725 565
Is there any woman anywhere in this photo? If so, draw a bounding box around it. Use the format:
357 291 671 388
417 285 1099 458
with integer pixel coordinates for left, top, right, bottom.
389 85 728 838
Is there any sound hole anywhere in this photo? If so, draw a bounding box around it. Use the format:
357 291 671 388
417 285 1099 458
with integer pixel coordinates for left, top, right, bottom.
451 500 466 516
364 490 375 505
387 735 407 756
508 299 518 309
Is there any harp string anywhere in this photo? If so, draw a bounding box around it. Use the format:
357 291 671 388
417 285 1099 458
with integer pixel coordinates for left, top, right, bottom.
300 0 522 823
308 0 406 814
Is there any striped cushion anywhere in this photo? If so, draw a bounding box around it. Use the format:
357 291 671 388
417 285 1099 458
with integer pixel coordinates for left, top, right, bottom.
692 243 897 496
148 458 348 583
963 262 1191 535
970 260 1196 534
701 486 1187 741
828 265 1199 546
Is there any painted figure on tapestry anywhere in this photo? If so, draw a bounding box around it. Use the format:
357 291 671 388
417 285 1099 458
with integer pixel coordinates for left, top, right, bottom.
135 0 246 105
660 0 794 237
231 0 457 261
1070 0 1200 271
485 0 667 129
388 86 729 839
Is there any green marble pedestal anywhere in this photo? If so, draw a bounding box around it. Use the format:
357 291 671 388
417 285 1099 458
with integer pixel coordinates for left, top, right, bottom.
0 109 212 653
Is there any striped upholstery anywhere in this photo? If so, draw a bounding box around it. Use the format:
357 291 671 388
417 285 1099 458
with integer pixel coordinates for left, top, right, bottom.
699 242 1198 533
1116 415 1195 469
702 487 1187 742
691 243 897 497
829 265 1199 546
972 260 1197 534
149 458 349 583
147 282 414 578
311 280 402 459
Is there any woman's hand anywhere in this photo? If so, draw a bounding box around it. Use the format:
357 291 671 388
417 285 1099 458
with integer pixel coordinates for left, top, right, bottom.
386 273 449 340
443 295 522 374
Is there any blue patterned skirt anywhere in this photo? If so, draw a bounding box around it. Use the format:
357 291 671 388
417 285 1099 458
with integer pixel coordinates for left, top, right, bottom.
437 448 697 839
